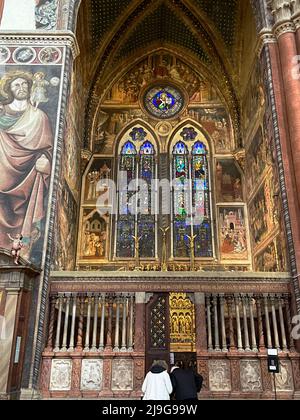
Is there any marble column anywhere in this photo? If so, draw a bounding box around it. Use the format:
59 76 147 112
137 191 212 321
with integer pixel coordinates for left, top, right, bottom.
256 296 266 351
105 296 113 351
54 295 63 352
99 294 106 352
273 2 300 204
91 294 99 353
219 294 227 352
113 296 120 352
84 295 92 352
68 294 77 352
61 295 70 352
249 296 258 352
128 294 134 352
206 295 213 351
278 295 288 351
228 296 236 352
264 295 273 349
270 295 280 350
242 295 251 352
212 295 220 351
235 295 243 351
121 295 128 352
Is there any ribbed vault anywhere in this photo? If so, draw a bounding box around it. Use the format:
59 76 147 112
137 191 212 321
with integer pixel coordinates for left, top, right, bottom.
76 0 258 149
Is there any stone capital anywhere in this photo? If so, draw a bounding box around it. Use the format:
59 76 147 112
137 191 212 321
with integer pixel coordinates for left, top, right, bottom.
291 0 300 16
269 0 293 23
257 29 277 56
268 0 297 36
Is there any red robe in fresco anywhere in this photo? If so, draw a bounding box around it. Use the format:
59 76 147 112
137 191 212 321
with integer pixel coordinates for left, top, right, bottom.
0 103 53 250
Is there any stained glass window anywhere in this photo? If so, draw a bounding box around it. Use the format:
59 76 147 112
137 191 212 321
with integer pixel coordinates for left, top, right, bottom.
117 141 137 258
116 131 156 259
191 142 213 257
138 141 155 258
144 86 184 119
172 135 213 259
173 141 190 258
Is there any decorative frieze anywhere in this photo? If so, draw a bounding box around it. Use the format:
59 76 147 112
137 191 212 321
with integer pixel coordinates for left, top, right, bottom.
0 33 79 58
81 359 103 391
111 359 133 391
50 359 72 391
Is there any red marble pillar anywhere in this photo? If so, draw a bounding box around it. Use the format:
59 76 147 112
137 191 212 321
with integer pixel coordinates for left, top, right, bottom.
277 31 300 205
267 41 300 302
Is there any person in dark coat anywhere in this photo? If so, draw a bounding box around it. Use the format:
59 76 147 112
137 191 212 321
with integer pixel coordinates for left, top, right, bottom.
170 361 203 401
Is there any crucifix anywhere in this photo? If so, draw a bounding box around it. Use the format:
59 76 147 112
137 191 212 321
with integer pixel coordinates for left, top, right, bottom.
159 226 170 271
186 234 197 272
132 234 142 271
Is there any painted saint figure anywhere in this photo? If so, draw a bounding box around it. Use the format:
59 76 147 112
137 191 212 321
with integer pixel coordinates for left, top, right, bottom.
0 71 53 262
30 72 49 109
7 233 23 265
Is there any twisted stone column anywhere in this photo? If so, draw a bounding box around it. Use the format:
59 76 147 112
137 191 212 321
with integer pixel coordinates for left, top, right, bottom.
46 295 57 351
76 296 84 352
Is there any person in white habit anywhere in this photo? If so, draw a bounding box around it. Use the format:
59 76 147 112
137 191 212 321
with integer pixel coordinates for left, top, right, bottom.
142 360 173 400
0 0 40 31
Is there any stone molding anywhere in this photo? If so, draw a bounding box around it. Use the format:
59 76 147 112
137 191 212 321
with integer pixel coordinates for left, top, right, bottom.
257 30 277 56
274 20 296 36
0 31 79 58
49 277 290 294
293 14 300 29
